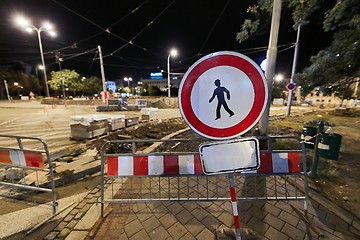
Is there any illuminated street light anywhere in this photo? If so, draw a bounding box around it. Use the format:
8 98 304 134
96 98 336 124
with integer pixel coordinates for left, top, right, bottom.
15 16 56 97
274 74 284 83
13 82 23 99
124 77 132 87
167 48 177 99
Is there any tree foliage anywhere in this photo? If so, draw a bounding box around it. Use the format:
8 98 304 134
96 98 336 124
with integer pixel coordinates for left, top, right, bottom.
146 85 163 96
0 65 41 98
48 70 104 96
323 0 360 31
236 1 272 43
236 0 360 99
294 0 360 99
297 28 360 98
236 0 325 42
288 0 323 28
48 69 81 95
81 76 103 96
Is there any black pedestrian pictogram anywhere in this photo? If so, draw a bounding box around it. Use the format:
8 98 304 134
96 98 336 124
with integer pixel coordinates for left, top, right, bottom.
209 79 235 120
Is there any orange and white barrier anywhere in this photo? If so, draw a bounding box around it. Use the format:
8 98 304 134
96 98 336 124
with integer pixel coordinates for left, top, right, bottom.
0 149 45 169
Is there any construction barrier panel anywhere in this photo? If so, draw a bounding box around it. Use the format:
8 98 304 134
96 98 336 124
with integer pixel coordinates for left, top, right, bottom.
0 134 57 215
100 136 309 217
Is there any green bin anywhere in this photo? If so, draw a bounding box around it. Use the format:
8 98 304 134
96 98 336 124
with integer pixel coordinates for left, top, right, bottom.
301 126 317 149
317 133 342 160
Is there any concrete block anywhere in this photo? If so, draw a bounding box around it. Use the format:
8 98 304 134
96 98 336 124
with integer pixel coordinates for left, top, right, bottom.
65 230 88 240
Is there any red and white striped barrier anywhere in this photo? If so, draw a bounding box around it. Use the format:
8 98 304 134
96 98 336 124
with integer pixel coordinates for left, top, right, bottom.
107 154 202 176
0 149 45 169
229 182 241 238
247 152 300 174
106 152 300 176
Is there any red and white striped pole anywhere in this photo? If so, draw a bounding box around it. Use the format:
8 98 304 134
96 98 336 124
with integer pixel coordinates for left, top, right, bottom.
228 173 241 240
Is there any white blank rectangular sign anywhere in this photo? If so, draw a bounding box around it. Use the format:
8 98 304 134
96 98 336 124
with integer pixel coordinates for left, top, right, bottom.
199 138 260 175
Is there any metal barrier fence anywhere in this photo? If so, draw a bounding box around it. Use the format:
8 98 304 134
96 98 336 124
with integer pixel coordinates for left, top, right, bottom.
100 136 309 217
0 134 57 215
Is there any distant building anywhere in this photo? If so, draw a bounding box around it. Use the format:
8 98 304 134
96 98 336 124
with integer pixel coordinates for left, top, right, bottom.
140 76 182 91
106 81 116 93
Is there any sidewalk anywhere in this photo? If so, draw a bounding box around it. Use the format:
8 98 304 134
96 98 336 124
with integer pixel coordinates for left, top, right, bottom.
37 176 360 240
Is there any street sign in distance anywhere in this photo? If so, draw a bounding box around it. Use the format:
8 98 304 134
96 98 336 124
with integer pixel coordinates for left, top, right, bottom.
286 82 296 91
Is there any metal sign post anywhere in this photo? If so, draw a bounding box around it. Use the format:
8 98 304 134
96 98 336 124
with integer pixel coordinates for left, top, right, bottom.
179 51 267 237
199 138 260 239
228 173 241 240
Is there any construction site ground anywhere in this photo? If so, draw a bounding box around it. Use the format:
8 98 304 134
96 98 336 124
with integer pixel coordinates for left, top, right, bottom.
0 100 359 239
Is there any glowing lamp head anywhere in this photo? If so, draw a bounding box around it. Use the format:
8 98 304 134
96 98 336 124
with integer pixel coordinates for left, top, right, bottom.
169 49 177 57
15 16 30 28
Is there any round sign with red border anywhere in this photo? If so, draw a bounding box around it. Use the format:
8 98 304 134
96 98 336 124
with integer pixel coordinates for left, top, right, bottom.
286 82 296 91
178 51 268 140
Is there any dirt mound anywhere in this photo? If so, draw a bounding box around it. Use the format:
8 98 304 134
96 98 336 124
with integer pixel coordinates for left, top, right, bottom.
147 100 170 109
122 118 187 139
328 108 360 117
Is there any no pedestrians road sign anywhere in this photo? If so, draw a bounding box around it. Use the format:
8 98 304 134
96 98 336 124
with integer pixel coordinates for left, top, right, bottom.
179 51 268 140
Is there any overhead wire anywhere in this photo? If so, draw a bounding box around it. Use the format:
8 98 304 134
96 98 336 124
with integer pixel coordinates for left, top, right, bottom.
86 50 99 74
197 0 231 55
3 1 299 77
111 55 150 68
277 43 296 53
51 0 162 58
143 42 296 73
51 0 106 33
63 47 98 61
105 0 177 58
47 0 162 73
59 0 150 49
106 0 150 30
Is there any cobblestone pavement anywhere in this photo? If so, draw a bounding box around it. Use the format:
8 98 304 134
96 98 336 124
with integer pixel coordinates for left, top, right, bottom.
40 175 360 240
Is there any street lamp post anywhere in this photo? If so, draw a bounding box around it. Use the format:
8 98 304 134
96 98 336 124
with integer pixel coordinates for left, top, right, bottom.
167 48 177 100
36 29 50 97
56 52 65 99
259 0 282 135
286 23 302 116
37 65 44 96
124 77 133 95
124 77 132 87
4 80 11 101
15 16 56 97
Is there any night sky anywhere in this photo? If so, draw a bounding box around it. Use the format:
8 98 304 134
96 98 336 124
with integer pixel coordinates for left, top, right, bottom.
0 0 333 82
